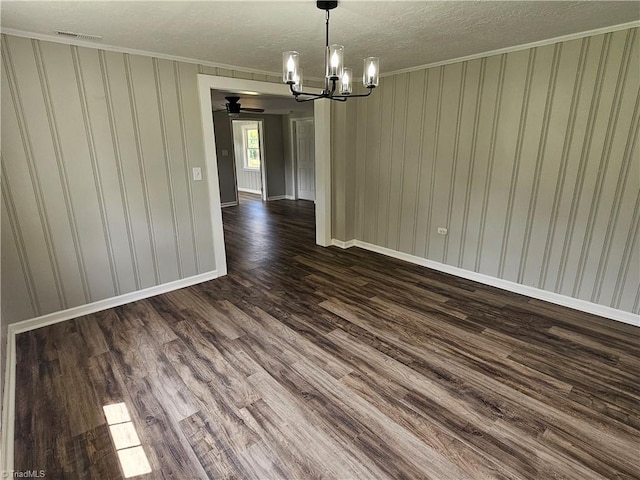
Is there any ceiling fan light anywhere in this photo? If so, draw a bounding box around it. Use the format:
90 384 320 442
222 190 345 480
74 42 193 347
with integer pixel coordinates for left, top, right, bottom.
326 44 344 79
283 51 299 83
363 57 379 88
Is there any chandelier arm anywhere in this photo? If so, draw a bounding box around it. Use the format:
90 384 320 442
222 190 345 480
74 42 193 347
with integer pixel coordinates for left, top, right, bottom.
288 83 327 99
335 88 375 99
294 95 325 103
288 83 375 102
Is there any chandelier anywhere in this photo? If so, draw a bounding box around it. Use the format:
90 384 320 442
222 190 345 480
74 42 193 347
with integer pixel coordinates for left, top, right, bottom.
282 1 379 102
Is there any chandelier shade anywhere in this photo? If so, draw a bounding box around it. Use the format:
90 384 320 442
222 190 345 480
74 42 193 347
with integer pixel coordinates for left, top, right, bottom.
282 1 379 102
363 57 380 88
340 68 352 95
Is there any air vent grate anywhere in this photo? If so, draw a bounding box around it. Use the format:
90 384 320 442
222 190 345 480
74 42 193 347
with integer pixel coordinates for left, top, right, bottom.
54 30 103 41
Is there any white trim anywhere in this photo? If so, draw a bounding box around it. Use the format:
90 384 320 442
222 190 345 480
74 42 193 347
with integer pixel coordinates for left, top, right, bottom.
382 21 640 77
314 101 332 247
4 22 636 88
257 120 268 201
285 195 296 200
10 271 220 335
289 118 298 201
0 28 282 79
1 330 15 473
267 195 286 201
198 76 329 247
221 201 238 208
0 268 220 473
347 240 639 327
331 238 356 249
198 76 231 277
237 188 262 195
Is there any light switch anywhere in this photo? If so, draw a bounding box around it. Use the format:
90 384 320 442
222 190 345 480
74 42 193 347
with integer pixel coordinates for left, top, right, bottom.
192 167 202 181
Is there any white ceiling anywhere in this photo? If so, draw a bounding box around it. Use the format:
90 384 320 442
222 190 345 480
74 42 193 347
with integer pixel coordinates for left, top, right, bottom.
2 1 638 81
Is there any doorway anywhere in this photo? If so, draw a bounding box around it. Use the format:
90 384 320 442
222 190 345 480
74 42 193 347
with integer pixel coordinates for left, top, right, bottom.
292 118 315 201
231 119 267 201
197 75 332 278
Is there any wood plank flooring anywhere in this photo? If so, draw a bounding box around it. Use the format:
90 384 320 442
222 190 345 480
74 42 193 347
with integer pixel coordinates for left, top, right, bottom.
14 193 640 479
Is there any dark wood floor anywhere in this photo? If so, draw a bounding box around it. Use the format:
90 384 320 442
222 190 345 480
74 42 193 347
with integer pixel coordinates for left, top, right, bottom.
15 193 640 479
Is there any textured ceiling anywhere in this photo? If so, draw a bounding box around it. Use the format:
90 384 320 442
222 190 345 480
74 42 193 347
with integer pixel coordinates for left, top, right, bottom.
1 1 638 79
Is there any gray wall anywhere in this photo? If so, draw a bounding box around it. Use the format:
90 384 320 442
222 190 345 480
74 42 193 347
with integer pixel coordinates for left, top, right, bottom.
212 111 238 205
263 114 286 198
337 27 639 314
232 120 263 192
212 113 287 199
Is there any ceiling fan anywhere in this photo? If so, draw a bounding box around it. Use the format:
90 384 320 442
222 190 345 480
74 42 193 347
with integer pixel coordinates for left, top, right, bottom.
222 96 264 117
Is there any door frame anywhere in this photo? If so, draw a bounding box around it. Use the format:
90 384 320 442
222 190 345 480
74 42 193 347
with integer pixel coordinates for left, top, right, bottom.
290 116 315 201
231 118 268 201
197 75 332 273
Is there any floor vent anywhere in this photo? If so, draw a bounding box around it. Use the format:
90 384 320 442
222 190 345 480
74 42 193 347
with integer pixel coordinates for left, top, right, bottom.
54 30 103 41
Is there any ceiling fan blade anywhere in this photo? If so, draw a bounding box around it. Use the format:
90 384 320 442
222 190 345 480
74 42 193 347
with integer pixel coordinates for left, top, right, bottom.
240 107 265 113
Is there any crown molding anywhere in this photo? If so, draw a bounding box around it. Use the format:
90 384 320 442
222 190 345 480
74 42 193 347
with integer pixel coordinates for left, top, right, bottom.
2 20 639 92
0 27 283 78
382 20 640 77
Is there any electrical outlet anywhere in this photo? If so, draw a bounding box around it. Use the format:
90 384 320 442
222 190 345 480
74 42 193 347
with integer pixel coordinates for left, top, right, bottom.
221 149 229 157
192 167 202 181
437 227 448 235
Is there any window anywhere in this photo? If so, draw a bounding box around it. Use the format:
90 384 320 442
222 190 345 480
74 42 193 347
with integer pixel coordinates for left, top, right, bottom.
243 126 261 170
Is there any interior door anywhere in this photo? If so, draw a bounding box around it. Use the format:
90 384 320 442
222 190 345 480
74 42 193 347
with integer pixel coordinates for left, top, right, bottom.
295 118 315 201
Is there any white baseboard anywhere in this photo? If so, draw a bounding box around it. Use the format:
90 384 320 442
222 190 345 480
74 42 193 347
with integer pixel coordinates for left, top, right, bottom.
0 269 221 473
1 330 16 473
338 239 639 327
285 195 296 200
331 238 356 249
221 201 238 208
10 270 221 335
267 195 286 201
238 188 261 195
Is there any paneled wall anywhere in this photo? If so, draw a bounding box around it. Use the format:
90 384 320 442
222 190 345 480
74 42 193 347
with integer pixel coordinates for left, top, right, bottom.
348 28 639 314
0 34 282 324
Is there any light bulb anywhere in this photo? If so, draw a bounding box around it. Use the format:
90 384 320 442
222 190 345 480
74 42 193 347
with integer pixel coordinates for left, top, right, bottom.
367 62 376 78
287 56 295 73
331 51 340 68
